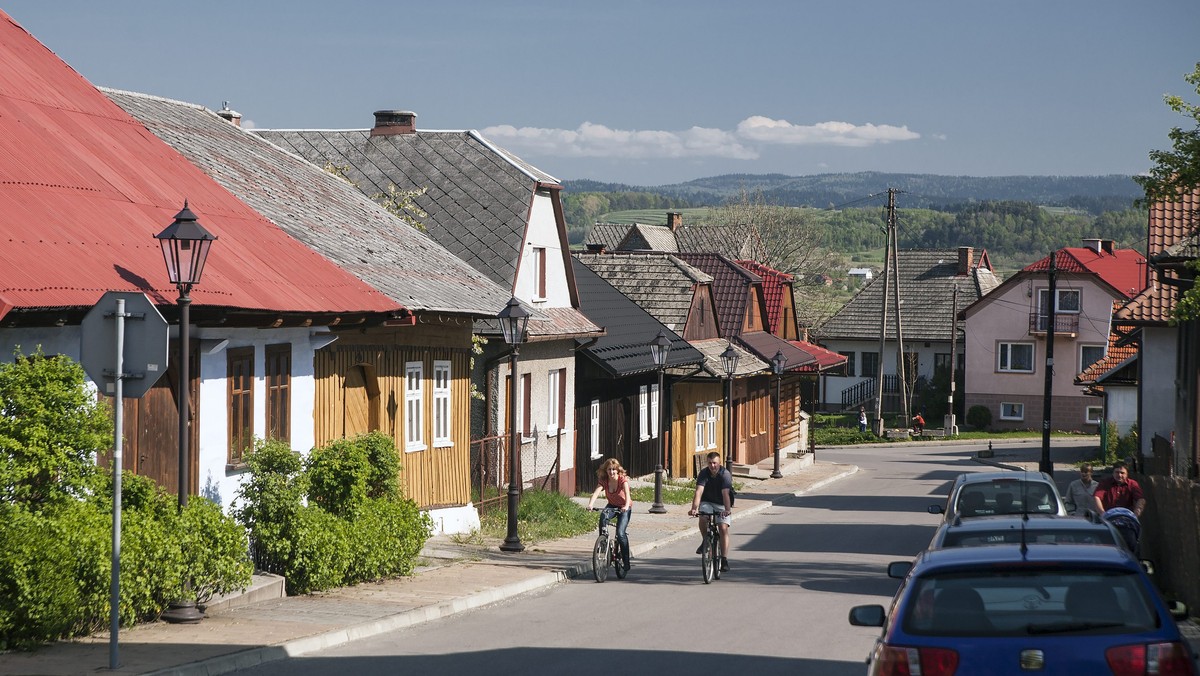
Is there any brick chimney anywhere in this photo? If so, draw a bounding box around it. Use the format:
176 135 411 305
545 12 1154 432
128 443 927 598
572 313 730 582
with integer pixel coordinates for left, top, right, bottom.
216 101 242 127
371 110 417 136
667 211 682 232
957 246 974 275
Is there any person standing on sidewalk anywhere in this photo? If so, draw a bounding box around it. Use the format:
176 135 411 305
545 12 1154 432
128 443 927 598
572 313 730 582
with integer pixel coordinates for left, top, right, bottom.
587 458 633 569
858 406 868 433
1065 464 1098 514
1092 461 1146 518
688 451 732 572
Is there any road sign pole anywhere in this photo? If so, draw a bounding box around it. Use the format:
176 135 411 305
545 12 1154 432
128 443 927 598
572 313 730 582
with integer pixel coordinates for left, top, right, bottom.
109 299 126 671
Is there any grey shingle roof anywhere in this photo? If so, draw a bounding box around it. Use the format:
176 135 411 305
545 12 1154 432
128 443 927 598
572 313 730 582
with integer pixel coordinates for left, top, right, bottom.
253 127 550 289
573 252 710 333
620 224 679 252
675 224 766 260
106 89 511 317
585 223 632 250
815 248 999 342
673 253 762 339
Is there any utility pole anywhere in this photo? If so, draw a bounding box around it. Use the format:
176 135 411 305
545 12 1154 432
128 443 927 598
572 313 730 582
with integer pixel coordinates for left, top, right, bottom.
946 284 959 435
873 193 893 436
888 188 910 427
1040 251 1057 476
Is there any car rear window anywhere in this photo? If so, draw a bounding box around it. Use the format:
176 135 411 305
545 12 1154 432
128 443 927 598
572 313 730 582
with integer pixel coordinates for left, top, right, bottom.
942 528 1118 548
901 569 1159 637
955 480 1059 517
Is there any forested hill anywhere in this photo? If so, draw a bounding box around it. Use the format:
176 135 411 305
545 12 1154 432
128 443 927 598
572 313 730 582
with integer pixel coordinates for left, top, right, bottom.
563 172 1143 212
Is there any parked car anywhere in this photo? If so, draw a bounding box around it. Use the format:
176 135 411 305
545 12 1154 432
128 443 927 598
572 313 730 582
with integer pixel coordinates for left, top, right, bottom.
849 544 1195 675
928 471 1067 521
927 513 1125 550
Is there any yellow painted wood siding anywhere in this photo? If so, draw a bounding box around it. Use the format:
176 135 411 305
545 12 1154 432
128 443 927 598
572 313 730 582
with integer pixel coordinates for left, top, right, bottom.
669 381 724 479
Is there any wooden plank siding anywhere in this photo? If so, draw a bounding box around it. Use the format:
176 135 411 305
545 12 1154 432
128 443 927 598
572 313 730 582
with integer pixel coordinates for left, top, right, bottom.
314 324 475 509
669 380 724 479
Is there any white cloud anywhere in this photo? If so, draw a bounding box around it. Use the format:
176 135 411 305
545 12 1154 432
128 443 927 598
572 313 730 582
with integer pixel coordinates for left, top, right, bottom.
735 116 920 147
482 115 919 159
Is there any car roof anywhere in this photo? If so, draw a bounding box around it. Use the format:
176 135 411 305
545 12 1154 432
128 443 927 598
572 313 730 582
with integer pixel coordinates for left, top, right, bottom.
914 543 1141 572
955 470 1054 484
941 514 1107 531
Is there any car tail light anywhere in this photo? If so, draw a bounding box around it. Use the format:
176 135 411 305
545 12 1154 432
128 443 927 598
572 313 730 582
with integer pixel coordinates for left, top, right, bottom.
1105 641 1195 675
876 645 958 676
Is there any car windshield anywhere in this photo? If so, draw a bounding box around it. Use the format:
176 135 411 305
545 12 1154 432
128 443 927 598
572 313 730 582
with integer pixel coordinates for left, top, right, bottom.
902 569 1159 637
941 528 1117 548
955 480 1057 517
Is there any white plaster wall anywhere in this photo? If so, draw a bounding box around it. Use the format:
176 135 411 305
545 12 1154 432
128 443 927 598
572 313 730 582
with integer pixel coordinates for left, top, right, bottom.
1105 386 1138 436
1140 327 1178 456
0 327 84 364
496 339 576 483
515 190 572 308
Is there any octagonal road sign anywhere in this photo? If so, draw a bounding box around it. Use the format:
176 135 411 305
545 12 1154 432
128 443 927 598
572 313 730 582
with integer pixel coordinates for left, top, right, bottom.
80 291 169 399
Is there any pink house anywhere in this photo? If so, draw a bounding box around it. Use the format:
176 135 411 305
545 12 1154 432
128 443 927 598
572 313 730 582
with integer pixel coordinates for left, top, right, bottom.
960 240 1147 432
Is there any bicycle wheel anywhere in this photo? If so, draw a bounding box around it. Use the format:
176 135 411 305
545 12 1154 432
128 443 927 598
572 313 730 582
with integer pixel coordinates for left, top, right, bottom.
701 534 714 584
614 541 628 579
593 535 610 583
712 531 723 581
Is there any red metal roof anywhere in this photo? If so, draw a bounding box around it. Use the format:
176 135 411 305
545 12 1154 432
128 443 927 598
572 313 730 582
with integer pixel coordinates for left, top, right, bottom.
0 12 399 321
1021 246 1147 299
737 259 792 334
788 340 848 373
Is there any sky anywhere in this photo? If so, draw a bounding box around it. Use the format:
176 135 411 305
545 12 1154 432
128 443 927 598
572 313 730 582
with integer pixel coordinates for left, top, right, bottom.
4 1 1199 186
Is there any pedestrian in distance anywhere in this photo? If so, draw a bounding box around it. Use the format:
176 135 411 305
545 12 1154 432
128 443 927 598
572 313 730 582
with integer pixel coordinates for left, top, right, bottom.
688 451 733 572
1065 464 1098 515
912 412 925 435
587 457 632 569
858 406 868 433
1092 461 1146 518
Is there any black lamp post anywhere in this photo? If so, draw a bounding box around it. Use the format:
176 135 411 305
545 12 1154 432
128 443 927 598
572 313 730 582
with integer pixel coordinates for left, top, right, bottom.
720 344 740 469
498 297 530 553
770 350 788 479
648 330 671 514
155 201 216 624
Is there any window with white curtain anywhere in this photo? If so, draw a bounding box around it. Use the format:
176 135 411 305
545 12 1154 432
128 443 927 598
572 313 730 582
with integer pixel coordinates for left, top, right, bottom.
405 361 425 452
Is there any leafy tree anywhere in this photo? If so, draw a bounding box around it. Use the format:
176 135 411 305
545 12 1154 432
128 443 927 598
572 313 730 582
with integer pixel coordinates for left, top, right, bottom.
0 348 112 508
1135 63 1200 320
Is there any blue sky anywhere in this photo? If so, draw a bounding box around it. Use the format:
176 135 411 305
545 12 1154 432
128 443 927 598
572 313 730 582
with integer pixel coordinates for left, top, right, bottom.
5 1 1198 186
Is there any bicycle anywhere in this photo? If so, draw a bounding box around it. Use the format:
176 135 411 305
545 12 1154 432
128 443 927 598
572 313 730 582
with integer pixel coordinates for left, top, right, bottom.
694 510 725 584
591 507 629 582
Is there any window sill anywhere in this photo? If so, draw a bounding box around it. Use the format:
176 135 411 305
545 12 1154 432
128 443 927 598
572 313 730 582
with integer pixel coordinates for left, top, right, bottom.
433 441 453 449
405 445 427 454
225 462 249 474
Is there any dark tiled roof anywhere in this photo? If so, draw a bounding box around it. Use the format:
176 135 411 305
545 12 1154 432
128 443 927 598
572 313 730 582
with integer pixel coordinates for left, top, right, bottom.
736 330 815 371
572 260 703 377
584 223 632 250
675 224 767 260
690 338 766 378
816 248 1000 342
573 252 711 333
674 253 763 338
254 127 550 289
106 90 512 317
737 260 792 334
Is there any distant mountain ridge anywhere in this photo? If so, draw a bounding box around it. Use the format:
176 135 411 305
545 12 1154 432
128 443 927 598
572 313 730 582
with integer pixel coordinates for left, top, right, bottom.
563 172 1143 211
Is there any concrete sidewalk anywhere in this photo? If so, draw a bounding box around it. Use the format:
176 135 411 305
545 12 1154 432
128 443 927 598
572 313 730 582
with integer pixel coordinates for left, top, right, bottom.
0 454 858 676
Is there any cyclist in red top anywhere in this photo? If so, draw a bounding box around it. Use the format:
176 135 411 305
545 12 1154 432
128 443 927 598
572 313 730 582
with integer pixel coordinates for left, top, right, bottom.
587 458 632 568
1092 461 1146 518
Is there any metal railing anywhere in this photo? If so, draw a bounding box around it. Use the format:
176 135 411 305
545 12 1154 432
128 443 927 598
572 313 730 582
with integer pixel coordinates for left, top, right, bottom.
1029 312 1079 335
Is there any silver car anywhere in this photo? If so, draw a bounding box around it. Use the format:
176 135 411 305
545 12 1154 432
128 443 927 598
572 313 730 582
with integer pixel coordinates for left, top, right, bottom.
928 470 1068 522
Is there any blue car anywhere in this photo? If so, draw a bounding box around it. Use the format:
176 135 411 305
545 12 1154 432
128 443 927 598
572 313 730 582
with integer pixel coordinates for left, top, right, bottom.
849 544 1197 675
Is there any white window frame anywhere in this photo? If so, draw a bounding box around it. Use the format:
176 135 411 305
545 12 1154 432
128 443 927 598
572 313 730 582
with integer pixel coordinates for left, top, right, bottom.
1085 406 1104 425
432 360 451 448
638 385 650 441
650 383 660 440
1080 344 1106 372
706 402 719 449
998 342 1035 373
547 369 561 436
694 403 706 452
590 399 600 459
532 247 547 300
404 361 426 452
1038 287 1081 314
999 402 1024 421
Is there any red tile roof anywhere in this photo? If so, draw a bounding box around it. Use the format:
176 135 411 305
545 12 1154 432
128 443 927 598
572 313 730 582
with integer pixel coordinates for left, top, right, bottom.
1076 302 1138 386
1148 186 1199 255
1114 280 1176 325
737 260 792 334
787 340 847 373
0 12 399 324
1022 246 1147 299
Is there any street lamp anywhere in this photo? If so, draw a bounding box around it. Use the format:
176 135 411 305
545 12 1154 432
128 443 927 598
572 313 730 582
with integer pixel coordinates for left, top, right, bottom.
770 350 787 479
720 343 740 469
497 297 530 553
155 201 216 624
648 330 671 514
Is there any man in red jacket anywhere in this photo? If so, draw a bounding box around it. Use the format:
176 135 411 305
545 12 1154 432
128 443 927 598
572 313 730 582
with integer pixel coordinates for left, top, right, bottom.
1092 461 1145 518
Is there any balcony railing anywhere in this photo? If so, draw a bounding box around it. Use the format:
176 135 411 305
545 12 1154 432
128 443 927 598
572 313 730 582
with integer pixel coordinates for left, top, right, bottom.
1029 312 1079 335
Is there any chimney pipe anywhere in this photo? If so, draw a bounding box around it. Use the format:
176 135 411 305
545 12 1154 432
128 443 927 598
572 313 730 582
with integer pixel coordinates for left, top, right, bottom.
371 110 417 136
216 102 242 127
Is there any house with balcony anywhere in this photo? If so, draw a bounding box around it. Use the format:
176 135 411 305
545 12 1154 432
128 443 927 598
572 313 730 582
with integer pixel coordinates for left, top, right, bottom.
961 240 1146 432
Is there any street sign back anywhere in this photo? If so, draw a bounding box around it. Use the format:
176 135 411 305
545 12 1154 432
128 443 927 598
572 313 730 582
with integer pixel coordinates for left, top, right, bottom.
80 292 169 399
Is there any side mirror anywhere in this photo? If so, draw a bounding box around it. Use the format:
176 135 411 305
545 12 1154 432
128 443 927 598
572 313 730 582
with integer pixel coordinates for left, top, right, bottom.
1139 559 1156 576
1167 600 1189 621
849 604 886 627
1063 498 1077 514
887 561 913 579
928 504 945 515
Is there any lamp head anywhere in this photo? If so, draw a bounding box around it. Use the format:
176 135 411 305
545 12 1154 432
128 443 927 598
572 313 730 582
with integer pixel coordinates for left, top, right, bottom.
156 201 217 288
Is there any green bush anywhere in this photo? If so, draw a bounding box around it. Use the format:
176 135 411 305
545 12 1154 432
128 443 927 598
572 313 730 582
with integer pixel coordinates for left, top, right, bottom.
813 426 877 446
0 504 82 649
966 405 993 431
235 434 430 595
